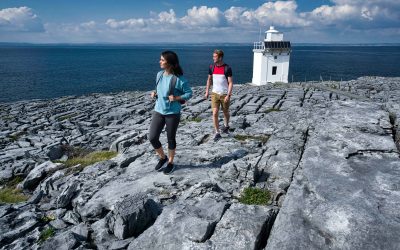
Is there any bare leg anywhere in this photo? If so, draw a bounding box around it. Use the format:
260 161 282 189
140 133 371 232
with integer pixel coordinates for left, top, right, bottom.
212 107 220 133
155 147 166 159
223 110 230 127
168 149 175 163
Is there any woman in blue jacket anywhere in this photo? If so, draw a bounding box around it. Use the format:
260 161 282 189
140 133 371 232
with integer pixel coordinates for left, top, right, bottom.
149 51 192 174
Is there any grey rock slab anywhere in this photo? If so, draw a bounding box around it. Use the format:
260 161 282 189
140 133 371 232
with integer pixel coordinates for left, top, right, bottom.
21 161 63 190
127 197 228 250
91 218 118 250
62 211 81 225
76 155 170 220
206 203 277 250
107 193 161 240
1 227 41 250
38 230 80 250
0 205 13 218
0 209 39 248
0 168 13 183
49 218 68 229
70 223 89 241
109 239 133 250
109 131 138 152
57 180 80 208
266 100 400 250
112 150 146 168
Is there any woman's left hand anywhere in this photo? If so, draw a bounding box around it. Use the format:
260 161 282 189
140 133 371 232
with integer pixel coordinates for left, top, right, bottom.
168 95 175 102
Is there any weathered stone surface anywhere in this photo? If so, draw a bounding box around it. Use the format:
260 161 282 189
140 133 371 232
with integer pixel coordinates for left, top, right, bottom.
21 161 62 190
1 77 400 249
0 209 39 248
91 218 118 250
127 197 228 249
70 223 89 241
50 218 68 229
109 239 132 250
57 180 79 208
0 168 13 183
62 211 81 225
107 193 161 240
207 203 277 250
2 227 41 250
266 100 400 250
38 230 80 250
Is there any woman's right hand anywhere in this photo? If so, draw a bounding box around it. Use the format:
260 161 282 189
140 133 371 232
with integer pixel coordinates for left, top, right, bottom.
151 91 157 99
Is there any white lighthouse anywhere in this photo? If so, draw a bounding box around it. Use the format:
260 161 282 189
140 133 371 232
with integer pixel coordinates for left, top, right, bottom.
251 26 291 85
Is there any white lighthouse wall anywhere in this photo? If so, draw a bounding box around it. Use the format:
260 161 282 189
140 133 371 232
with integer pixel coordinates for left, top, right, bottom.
265 54 290 83
252 52 268 85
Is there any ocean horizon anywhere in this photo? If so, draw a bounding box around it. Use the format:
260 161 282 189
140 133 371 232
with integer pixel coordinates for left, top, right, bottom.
1 44 399 103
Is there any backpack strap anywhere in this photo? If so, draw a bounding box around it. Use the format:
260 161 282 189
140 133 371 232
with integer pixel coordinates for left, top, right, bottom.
156 71 164 88
169 75 177 96
211 64 229 80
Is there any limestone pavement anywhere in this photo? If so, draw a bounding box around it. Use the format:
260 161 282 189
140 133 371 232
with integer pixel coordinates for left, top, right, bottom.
0 76 399 249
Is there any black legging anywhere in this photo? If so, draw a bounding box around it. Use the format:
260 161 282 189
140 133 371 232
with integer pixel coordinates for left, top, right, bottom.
149 111 180 150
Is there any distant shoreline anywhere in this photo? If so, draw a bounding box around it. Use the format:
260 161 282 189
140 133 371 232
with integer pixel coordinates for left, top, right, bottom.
1 42 400 47
2 77 400 105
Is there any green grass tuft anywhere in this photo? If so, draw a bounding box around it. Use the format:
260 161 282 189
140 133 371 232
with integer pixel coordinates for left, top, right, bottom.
234 134 270 144
63 151 117 168
0 187 29 204
239 187 271 205
190 117 202 123
180 116 202 125
0 176 29 204
39 227 55 243
40 214 56 223
263 108 282 114
8 131 26 142
57 113 77 121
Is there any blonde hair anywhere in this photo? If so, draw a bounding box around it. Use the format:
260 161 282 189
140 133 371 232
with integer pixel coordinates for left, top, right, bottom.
213 49 224 59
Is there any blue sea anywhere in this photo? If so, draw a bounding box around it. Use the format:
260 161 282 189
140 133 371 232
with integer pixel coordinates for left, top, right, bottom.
0 44 399 103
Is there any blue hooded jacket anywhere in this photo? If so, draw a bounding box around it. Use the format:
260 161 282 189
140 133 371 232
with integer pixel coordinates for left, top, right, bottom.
154 71 193 115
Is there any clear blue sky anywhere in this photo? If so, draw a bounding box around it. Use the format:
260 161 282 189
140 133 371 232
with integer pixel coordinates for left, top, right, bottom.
0 0 399 43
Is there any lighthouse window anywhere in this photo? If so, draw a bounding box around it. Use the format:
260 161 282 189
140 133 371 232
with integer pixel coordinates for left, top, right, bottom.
274 56 277 60
272 66 277 75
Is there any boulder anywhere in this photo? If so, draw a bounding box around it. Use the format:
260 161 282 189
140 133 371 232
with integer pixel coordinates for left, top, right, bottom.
127 197 228 249
21 161 62 190
107 193 161 240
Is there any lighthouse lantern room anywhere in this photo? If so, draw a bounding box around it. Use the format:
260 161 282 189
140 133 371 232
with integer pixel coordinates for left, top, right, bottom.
252 26 291 85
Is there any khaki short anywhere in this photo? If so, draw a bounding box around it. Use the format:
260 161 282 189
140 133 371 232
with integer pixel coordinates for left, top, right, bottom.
211 92 230 112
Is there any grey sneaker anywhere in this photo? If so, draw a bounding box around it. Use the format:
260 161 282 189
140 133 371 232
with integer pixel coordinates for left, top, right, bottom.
213 133 222 142
163 163 175 175
221 125 230 134
155 157 168 171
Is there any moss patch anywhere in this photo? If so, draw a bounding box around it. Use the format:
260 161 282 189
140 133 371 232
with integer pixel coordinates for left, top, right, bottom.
239 187 271 205
234 134 270 144
8 131 26 142
262 108 282 114
57 113 77 121
39 227 55 243
0 176 24 186
0 176 29 204
0 187 29 204
40 214 56 223
63 151 117 168
181 116 202 125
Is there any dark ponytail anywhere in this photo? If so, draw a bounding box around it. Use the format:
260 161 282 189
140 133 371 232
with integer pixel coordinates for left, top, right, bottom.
161 50 183 76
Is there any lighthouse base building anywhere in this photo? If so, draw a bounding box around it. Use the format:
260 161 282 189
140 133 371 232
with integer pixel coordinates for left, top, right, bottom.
252 26 291 85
